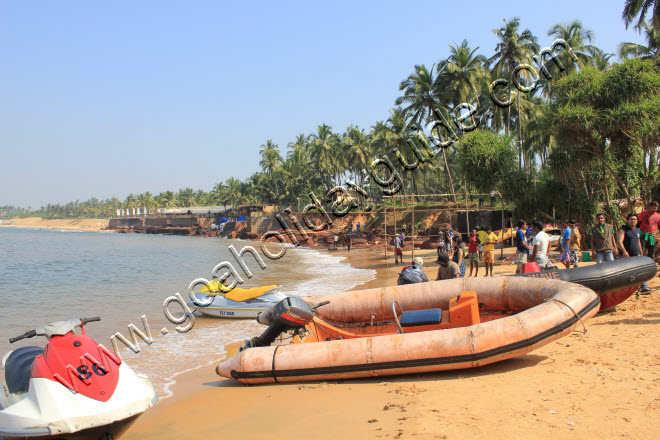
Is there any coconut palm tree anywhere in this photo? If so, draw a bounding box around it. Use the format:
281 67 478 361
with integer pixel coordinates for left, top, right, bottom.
178 188 195 207
623 0 660 31
137 192 155 213
224 177 242 209
124 194 137 213
547 21 596 71
396 64 444 127
618 22 660 59
158 191 177 208
590 48 614 70
489 18 539 135
439 39 489 109
259 140 283 175
342 126 372 189
310 124 341 189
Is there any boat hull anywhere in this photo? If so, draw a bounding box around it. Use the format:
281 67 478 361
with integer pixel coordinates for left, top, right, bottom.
217 277 600 384
515 256 657 309
187 290 289 319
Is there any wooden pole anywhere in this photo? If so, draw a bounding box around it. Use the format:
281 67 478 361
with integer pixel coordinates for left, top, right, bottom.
465 179 470 234
393 195 397 242
412 194 415 261
384 211 387 260
500 194 505 259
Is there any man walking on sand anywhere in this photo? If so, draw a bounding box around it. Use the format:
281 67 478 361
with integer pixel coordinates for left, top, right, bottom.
638 201 659 263
394 234 403 264
529 220 552 269
617 213 653 294
483 226 497 277
590 213 618 264
467 229 480 277
514 220 532 274
334 234 338 249
559 219 572 269
569 220 581 268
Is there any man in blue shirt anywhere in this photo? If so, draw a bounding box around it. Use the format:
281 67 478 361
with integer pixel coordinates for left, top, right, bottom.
514 220 532 273
559 219 572 269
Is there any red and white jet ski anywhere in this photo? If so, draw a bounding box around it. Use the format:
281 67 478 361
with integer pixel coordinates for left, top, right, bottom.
0 317 158 439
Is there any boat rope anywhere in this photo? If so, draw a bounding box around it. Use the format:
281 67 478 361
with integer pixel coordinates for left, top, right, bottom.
272 345 281 383
544 298 587 334
313 322 339 341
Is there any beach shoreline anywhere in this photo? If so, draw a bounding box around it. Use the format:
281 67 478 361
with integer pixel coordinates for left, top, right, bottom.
0 217 110 232
122 247 660 440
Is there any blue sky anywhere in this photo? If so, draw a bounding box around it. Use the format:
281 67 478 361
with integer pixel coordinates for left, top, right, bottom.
0 1 645 208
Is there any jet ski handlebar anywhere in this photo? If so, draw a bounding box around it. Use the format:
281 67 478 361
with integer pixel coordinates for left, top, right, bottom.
9 316 101 343
9 330 37 344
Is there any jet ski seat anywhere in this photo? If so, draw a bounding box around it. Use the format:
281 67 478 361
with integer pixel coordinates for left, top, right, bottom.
4 346 43 394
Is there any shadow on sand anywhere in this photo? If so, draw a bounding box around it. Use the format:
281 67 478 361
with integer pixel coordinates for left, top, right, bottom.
203 354 548 388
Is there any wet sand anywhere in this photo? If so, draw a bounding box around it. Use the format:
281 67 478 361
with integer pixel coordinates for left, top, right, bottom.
123 247 660 440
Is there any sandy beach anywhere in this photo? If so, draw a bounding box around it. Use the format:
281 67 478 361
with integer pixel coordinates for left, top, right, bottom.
0 217 110 231
122 247 660 440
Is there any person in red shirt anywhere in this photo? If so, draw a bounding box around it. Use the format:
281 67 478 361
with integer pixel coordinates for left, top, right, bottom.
638 201 659 261
467 229 480 277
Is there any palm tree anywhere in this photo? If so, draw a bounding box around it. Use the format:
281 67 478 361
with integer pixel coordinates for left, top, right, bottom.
439 39 488 109
124 194 137 214
137 192 155 213
547 21 596 72
211 182 228 207
622 0 660 31
489 17 539 135
310 124 340 189
224 177 242 209
259 140 283 175
158 191 177 208
342 126 372 190
178 188 195 207
396 64 443 127
590 48 614 70
618 22 660 59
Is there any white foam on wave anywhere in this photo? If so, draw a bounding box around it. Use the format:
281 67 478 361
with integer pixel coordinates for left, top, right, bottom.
119 318 263 398
121 247 375 398
284 248 376 297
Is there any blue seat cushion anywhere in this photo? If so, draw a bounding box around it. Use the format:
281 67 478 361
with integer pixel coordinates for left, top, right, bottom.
5 346 43 394
400 308 443 327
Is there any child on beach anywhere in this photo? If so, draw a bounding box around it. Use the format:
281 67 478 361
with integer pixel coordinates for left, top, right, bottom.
483 226 497 276
467 229 480 277
477 227 487 259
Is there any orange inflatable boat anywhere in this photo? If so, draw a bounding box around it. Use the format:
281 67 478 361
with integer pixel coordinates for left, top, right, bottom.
217 277 600 384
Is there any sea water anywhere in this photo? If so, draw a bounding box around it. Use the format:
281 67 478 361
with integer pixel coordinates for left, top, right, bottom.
0 228 375 397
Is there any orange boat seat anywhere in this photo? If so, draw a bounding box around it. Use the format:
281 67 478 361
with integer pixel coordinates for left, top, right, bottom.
400 309 443 327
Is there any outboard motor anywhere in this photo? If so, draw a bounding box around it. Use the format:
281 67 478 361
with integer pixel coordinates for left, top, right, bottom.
241 296 317 350
397 265 429 285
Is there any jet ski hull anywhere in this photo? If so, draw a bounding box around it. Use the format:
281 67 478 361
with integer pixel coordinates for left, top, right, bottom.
0 363 157 439
187 289 289 318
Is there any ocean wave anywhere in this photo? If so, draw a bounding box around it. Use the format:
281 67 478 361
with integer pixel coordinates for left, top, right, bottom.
120 247 375 398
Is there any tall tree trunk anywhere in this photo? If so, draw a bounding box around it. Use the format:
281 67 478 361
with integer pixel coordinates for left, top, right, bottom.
442 148 457 203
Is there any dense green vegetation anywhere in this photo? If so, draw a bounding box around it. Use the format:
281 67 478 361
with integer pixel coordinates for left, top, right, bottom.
8 3 660 228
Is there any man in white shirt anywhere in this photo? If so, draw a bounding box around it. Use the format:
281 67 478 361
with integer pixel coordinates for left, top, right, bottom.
529 220 551 269
394 234 403 263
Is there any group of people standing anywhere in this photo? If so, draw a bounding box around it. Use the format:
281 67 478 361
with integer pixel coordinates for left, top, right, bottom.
435 225 499 280
512 201 659 294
